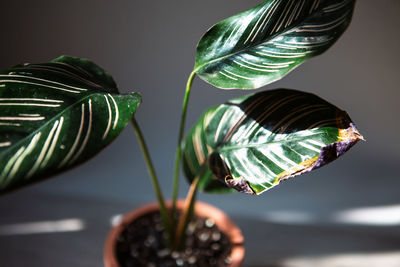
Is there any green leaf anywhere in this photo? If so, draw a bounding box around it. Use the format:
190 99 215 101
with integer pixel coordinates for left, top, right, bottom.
195 0 355 89
183 89 363 195
0 56 141 193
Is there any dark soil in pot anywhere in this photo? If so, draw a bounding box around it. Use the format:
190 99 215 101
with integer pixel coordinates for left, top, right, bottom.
116 211 232 267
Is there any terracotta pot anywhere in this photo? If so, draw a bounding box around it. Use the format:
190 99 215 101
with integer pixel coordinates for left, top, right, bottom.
104 200 245 267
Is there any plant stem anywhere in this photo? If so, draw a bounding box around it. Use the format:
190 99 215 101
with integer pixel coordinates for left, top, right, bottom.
173 175 200 251
171 71 196 220
131 117 172 241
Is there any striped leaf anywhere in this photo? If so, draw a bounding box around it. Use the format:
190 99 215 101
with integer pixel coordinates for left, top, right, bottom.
0 56 141 193
195 0 355 89
183 89 363 195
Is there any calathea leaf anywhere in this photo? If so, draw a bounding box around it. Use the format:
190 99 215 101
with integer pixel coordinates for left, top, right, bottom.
183 89 363 195
0 56 141 193
195 0 355 89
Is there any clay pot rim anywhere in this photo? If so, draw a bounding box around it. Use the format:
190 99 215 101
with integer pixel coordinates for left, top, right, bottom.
104 200 245 267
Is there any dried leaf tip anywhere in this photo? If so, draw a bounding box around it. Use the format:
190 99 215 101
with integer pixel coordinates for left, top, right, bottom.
339 123 364 142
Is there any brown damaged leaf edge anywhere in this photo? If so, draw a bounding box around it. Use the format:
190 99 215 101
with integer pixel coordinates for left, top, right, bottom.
208 152 256 195
208 111 364 195
277 109 364 183
207 152 257 195
278 122 364 184
225 176 256 195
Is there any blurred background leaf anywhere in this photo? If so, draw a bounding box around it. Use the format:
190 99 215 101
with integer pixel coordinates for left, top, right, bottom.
0 56 141 193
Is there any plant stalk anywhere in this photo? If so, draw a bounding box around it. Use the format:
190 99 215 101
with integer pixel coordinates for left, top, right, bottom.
173 175 200 251
171 71 196 220
131 117 172 241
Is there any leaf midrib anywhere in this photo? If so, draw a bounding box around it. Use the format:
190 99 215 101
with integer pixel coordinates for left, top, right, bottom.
194 130 335 185
193 1 326 74
215 130 335 153
195 130 336 180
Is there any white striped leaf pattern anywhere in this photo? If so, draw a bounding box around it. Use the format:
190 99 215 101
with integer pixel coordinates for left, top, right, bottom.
183 89 363 195
195 0 355 89
0 56 141 193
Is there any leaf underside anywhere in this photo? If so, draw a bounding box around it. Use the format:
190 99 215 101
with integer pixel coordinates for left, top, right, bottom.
0 56 141 193
195 0 355 89
183 89 363 195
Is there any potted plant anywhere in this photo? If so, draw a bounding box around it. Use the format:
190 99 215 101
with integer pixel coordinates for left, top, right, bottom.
0 0 362 266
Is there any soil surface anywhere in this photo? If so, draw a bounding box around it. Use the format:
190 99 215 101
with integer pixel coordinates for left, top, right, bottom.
116 211 232 267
